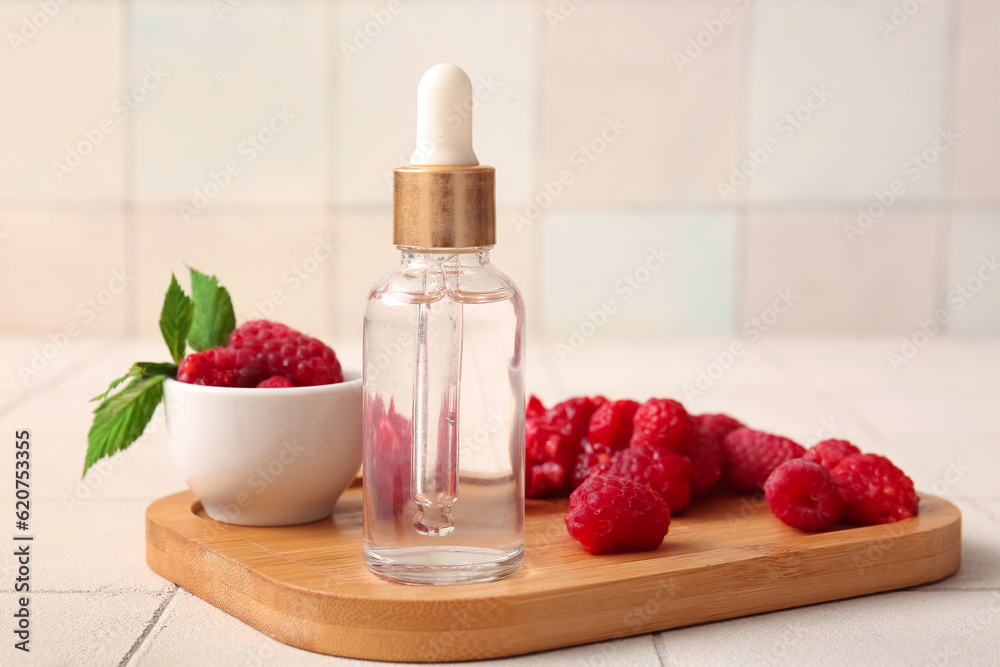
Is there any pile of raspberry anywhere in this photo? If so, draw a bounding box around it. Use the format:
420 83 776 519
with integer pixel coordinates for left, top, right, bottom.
177 320 343 388
528 395 919 554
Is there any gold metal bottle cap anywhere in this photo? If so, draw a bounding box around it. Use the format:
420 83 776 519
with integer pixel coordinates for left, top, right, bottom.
393 164 496 249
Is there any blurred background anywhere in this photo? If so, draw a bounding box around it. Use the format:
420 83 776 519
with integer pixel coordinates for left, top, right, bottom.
0 0 997 364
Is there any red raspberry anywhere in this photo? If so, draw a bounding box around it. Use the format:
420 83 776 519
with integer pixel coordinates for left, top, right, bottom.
177 347 263 387
525 397 605 498
570 451 612 489
565 476 670 554
764 459 843 531
526 395 546 420
594 445 692 513
586 399 640 454
366 396 412 520
723 428 805 492
525 420 577 498
629 398 693 456
696 413 744 443
688 415 733 498
228 320 343 386
526 421 575 467
256 376 293 388
527 462 568 499
803 439 861 470
545 396 604 445
830 454 919 526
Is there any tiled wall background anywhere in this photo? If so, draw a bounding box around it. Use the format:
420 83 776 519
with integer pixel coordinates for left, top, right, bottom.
0 0 997 345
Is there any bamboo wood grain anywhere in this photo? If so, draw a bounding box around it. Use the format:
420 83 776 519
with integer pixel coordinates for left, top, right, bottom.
146 489 961 662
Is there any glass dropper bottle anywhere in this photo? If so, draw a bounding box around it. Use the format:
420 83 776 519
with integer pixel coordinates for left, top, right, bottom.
362 64 526 585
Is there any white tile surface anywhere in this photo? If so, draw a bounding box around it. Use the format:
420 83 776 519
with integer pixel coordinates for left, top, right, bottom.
843 392 1000 441
133 211 335 338
541 212 737 336
654 590 1000 666
333 208 396 343
746 0 950 201
0 211 128 336
0 2 124 202
1 337 117 405
540 0 744 204
0 500 172 593
743 213 943 333
951 0 1000 202
891 438 1000 501
132 3 329 205
945 213 1000 334
336 0 537 206
132 589 383 666
761 337 1000 399
15 591 171 667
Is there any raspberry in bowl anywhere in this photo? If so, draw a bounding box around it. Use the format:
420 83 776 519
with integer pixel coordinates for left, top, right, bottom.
165 321 361 526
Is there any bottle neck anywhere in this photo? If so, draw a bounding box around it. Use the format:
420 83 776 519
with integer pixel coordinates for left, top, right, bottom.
397 247 493 265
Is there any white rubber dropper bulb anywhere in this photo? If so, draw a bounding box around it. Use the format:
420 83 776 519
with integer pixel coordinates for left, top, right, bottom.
409 63 479 166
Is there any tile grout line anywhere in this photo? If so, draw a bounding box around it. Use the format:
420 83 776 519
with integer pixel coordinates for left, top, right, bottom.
731 0 756 336
326 0 340 337
649 631 668 667
936 0 962 333
530 0 546 338
5 199 1000 215
118 585 178 667
121 0 138 337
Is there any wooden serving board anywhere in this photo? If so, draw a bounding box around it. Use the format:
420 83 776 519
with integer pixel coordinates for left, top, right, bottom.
146 488 961 663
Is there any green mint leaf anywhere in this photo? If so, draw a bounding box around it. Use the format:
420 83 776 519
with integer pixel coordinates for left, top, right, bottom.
159 273 194 364
131 361 178 378
187 267 236 351
89 361 177 403
90 371 132 403
84 374 166 476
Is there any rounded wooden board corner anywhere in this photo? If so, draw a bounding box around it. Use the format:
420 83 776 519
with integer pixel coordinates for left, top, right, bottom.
145 489 961 662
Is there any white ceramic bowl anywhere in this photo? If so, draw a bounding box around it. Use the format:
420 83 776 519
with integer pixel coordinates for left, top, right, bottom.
163 372 362 526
